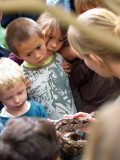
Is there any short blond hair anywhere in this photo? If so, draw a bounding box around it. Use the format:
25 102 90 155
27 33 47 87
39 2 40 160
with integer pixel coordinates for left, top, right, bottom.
0 57 25 90
68 8 120 63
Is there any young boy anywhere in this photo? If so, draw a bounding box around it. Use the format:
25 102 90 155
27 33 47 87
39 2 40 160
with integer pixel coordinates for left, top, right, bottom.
5 17 77 120
0 57 48 125
0 117 59 160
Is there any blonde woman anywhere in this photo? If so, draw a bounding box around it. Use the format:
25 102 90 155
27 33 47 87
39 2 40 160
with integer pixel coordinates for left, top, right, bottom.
67 8 120 130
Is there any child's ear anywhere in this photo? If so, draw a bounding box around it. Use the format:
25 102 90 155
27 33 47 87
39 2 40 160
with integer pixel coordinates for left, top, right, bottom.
25 76 31 89
89 54 102 66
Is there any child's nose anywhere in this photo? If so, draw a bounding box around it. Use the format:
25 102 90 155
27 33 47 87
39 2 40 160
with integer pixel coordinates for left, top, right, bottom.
14 96 20 104
51 40 57 48
34 51 41 59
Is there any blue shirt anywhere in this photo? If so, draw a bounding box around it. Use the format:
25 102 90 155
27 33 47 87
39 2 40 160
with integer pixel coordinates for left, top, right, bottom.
0 100 48 125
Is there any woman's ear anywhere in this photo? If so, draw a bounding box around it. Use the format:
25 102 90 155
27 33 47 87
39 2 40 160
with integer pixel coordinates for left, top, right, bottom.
89 54 102 66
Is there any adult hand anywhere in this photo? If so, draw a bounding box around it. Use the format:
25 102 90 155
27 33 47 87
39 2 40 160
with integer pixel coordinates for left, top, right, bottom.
64 112 96 134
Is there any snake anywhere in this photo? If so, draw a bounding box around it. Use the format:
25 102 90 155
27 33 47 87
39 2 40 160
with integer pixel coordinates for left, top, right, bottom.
54 112 97 160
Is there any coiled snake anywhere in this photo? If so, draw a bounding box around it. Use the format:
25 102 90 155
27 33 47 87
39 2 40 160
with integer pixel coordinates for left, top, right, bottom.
54 112 96 160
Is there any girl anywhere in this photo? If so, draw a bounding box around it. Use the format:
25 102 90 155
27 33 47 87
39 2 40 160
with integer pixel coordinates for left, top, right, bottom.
37 11 82 111
36 11 67 58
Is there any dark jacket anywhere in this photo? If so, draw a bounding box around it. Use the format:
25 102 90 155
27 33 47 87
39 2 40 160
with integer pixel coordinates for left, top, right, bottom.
70 58 120 113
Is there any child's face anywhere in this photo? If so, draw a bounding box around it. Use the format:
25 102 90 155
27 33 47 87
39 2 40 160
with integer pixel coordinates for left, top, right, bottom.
16 33 48 66
44 27 65 56
0 79 27 111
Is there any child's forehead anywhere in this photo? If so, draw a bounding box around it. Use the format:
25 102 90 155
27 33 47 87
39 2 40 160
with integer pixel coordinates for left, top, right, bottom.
45 26 64 37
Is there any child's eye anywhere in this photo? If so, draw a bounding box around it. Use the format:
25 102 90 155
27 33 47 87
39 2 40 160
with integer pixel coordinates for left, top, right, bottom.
26 53 31 57
49 36 53 39
37 45 41 50
18 90 24 95
6 97 12 100
59 39 64 42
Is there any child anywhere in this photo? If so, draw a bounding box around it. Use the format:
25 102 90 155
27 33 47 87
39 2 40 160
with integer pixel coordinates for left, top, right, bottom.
0 57 48 125
5 17 77 120
37 11 82 112
61 0 120 113
0 117 59 160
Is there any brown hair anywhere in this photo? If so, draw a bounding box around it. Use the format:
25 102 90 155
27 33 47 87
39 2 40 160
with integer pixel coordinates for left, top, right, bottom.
5 17 43 56
74 0 107 14
37 11 67 40
0 117 59 160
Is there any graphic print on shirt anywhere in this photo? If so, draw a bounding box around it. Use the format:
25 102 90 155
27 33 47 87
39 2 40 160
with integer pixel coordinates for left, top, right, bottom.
23 53 76 119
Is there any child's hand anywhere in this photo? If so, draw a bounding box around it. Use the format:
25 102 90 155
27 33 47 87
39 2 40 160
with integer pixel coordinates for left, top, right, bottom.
61 62 72 76
64 112 96 134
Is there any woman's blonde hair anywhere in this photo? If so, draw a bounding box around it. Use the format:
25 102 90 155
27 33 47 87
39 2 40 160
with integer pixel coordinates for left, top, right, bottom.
0 57 25 90
37 11 67 39
82 101 120 160
68 8 120 63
